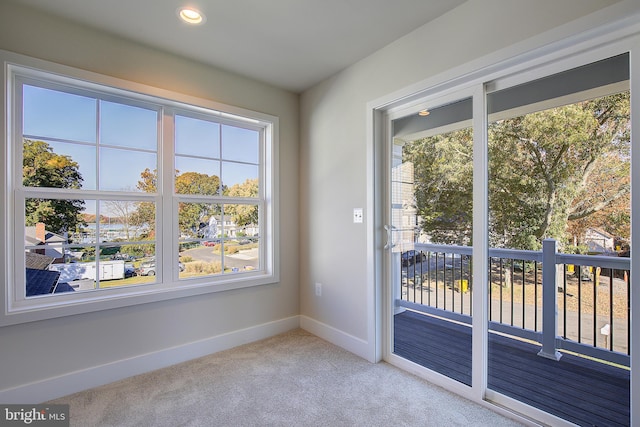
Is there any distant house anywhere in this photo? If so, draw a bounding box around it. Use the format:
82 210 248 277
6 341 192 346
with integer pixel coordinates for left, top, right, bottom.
23 222 76 296
584 228 615 253
25 222 67 263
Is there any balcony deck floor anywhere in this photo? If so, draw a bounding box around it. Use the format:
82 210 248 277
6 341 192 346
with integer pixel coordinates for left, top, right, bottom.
394 310 630 427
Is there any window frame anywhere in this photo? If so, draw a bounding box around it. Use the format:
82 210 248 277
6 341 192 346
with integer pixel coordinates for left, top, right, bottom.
1 50 279 326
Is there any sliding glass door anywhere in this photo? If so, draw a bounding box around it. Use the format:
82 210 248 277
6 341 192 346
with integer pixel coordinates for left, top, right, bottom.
485 53 631 426
387 91 475 386
382 49 633 426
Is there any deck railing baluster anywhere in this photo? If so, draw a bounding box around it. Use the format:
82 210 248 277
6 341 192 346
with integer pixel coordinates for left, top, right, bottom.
412 253 417 302
461 257 465 315
435 253 439 309
521 262 525 329
593 271 597 348
563 267 567 340
499 258 503 324
609 272 614 351
443 253 447 311
510 260 514 327
419 251 424 305
534 261 539 331
427 252 432 307
578 267 582 344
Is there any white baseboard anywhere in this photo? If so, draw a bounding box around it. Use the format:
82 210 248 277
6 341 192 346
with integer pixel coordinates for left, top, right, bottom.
299 315 373 361
0 316 300 404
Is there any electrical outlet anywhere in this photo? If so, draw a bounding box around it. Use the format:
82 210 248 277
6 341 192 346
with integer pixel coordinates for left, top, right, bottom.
353 208 363 223
315 282 322 296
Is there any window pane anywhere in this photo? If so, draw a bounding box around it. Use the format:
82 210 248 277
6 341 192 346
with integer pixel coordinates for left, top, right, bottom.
100 100 158 150
25 197 89 237
175 115 220 158
175 157 221 195
47 140 97 190
99 200 155 243
222 203 260 275
25 250 72 297
177 203 222 279
177 202 220 239
393 98 474 246
100 147 157 191
221 125 258 163
23 85 96 143
221 162 259 189
23 139 87 190
178 243 223 279
129 252 159 281
25 198 92 297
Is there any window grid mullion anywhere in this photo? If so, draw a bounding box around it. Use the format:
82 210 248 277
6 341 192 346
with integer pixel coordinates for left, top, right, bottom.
162 107 175 282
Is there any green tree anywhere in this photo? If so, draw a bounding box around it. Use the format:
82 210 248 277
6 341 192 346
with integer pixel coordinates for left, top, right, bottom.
136 168 224 237
176 171 222 236
23 139 86 235
402 128 473 245
407 92 630 250
134 168 159 235
175 171 221 196
224 179 259 227
488 92 629 249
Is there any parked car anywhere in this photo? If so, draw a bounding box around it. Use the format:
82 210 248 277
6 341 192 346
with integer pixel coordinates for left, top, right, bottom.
136 260 185 276
136 260 156 276
124 263 137 278
401 250 425 266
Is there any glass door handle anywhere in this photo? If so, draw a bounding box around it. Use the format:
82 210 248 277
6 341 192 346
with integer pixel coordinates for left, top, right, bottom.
384 225 396 250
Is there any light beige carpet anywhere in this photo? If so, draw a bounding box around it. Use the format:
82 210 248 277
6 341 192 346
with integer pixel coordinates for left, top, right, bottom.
50 329 524 426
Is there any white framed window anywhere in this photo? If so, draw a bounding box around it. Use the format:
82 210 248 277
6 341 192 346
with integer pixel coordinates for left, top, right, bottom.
1 51 279 325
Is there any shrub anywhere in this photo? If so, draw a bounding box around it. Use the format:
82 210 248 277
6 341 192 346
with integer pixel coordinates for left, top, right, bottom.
226 245 240 255
185 260 222 275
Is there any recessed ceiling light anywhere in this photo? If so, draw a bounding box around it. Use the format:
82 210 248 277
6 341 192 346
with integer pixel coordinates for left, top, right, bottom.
177 7 205 25
418 109 430 116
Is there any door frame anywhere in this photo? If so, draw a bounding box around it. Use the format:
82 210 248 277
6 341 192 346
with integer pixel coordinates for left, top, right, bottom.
368 17 640 426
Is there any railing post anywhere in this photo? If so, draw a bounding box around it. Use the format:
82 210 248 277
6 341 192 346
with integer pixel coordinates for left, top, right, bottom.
538 239 562 360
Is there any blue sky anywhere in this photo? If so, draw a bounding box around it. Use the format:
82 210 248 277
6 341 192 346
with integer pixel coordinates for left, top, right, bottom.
22 84 259 212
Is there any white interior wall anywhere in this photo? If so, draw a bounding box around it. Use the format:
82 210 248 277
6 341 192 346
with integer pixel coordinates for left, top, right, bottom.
0 1 299 401
299 0 633 359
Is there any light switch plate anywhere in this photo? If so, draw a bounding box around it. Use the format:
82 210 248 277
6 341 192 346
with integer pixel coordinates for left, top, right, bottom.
353 208 363 223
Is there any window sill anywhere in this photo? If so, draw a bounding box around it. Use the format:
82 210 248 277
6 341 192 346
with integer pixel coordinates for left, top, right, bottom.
1 271 278 327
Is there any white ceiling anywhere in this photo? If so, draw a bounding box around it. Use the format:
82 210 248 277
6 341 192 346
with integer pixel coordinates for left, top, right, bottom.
8 0 466 93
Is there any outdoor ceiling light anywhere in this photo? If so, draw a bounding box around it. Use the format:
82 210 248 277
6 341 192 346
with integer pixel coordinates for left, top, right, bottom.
177 7 206 24
418 109 430 116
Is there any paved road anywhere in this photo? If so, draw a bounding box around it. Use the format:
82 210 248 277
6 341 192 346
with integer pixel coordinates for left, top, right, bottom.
183 246 258 270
